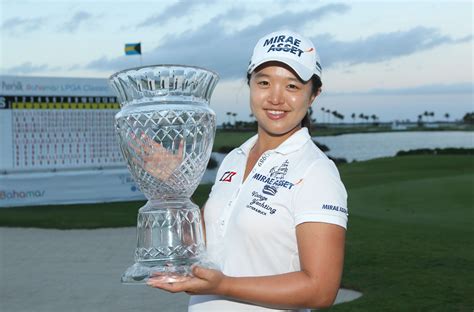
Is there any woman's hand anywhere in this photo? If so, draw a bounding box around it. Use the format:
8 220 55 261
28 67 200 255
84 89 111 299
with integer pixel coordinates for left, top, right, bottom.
147 266 229 296
128 132 184 180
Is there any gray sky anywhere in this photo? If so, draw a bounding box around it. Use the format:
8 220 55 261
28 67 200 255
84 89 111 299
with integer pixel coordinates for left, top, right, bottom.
1 0 472 123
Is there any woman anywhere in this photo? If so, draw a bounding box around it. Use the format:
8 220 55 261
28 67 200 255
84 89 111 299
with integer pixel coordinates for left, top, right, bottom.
148 30 349 311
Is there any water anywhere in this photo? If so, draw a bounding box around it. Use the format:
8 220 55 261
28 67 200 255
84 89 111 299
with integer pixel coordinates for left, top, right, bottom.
314 131 474 162
201 131 473 183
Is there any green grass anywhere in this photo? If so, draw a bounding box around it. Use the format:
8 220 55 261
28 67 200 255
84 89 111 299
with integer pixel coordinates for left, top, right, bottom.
0 184 212 229
1 155 473 310
213 130 255 152
327 155 474 311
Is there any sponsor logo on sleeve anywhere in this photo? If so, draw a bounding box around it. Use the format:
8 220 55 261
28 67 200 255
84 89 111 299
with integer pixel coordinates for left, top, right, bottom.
321 204 348 215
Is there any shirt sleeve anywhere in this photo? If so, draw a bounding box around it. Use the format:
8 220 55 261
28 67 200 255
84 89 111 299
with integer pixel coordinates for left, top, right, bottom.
292 160 348 229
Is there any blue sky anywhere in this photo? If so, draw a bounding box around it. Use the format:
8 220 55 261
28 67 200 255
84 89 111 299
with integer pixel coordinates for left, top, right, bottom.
1 0 472 123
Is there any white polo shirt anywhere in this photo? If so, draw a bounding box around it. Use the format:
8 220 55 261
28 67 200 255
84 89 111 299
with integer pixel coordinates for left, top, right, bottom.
189 127 348 312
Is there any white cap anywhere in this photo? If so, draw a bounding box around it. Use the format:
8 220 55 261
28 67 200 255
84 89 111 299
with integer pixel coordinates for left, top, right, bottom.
247 30 322 82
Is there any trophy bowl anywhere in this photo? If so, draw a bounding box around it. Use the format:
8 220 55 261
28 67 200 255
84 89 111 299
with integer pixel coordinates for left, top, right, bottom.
109 65 219 284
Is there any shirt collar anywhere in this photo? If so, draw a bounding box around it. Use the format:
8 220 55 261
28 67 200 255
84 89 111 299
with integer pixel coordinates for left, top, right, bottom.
237 127 311 156
237 133 259 155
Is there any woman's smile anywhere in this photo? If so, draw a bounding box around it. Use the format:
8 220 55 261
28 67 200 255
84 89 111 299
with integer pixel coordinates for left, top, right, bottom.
265 109 287 120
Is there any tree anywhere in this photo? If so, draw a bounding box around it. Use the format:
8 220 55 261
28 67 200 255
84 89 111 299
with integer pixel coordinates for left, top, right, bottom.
331 110 337 123
444 113 450 121
351 113 356 124
417 114 423 126
423 111 430 123
462 112 474 124
326 108 332 123
226 112 231 124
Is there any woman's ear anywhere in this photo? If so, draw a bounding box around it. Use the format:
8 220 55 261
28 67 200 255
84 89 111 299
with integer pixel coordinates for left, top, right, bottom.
316 87 322 97
310 88 321 104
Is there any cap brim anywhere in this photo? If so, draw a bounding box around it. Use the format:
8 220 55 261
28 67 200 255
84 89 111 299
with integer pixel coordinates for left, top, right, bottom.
248 56 314 82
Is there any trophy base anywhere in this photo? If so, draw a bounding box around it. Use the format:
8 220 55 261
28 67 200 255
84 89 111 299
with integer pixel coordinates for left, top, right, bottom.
122 200 214 285
121 259 216 284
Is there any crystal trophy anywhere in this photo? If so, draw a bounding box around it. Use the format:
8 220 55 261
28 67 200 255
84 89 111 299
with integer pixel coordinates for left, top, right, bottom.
109 65 219 284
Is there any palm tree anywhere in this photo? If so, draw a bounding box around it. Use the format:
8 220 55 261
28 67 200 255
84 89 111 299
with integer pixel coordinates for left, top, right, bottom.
333 111 344 122
324 108 331 123
226 112 231 124
423 111 430 123
444 113 450 122
351 113 356 124
232 112 237 126
332 110 342 124
371 114 378 124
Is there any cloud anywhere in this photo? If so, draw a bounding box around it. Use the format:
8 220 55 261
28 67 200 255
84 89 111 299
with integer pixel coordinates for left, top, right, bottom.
86 4 350 77
314 27 473 67
2 62 60 75
85 3 471 81
1 17 46 33
137 0 217 28
60 11 93 33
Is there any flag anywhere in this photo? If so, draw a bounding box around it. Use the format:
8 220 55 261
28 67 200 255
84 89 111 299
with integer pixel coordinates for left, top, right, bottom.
125 43 141 55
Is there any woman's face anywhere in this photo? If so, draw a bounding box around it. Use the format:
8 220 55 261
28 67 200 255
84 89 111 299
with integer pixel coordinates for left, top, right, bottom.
249 62 318 138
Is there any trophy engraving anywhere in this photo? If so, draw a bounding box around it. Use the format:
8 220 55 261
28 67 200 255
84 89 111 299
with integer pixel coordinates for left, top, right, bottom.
109 65 219 283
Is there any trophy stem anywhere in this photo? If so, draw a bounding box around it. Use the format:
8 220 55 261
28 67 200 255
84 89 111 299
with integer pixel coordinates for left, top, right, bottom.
121 199 206 284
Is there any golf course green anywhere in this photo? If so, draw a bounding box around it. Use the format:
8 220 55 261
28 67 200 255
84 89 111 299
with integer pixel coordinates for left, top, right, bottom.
0 155 472 310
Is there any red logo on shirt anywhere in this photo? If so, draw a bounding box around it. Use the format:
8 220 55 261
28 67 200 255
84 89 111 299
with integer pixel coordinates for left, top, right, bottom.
219 171 237 182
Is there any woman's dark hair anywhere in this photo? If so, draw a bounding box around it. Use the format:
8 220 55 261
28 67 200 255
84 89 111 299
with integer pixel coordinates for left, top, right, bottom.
247 71 322 135
302 74 322 135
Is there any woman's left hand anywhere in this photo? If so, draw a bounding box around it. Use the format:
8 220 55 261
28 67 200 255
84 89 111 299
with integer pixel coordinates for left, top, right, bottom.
146 266 229 296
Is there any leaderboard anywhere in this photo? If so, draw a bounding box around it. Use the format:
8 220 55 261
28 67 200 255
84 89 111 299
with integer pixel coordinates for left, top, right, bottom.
0 76 126 172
